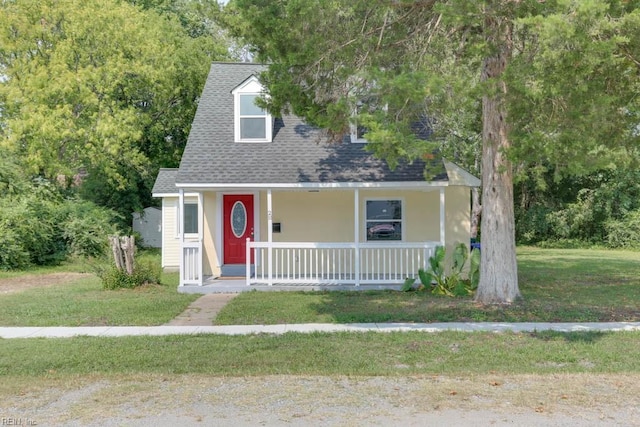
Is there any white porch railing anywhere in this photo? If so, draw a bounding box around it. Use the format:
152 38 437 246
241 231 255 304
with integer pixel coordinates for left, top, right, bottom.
246 240 439 285
181 240 202 285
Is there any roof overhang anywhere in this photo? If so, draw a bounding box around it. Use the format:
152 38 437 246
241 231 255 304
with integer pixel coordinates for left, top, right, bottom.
443 160 481 187
174 181 449 191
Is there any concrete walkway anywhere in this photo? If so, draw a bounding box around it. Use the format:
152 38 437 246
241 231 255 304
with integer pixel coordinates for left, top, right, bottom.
2 293 640 339
1 322 639 339
165 293 238 326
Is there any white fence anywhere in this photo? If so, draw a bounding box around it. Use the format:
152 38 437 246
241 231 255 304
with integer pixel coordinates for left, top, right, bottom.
181 241 202 285
246 240 440 285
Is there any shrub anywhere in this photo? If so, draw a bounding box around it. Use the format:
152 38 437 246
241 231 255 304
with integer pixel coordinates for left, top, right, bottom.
0 185 121 269
97 260 162 290
0 223 30 270
0 195 66 267
605 210 640 249
60 201 119 257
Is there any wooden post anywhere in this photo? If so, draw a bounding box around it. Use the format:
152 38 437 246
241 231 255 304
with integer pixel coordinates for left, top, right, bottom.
121 236 135 275
110 235 135 275
110 236 124 271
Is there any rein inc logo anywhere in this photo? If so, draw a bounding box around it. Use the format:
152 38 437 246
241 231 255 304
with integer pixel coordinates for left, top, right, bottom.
1 418 37 426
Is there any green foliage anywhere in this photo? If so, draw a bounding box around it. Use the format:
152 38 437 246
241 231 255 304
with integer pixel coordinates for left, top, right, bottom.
418 243 479 297
605 210 640 249
516 169 640 247
0 223 30 270
0 176 120 270
401 277 415 292
223 0 640 303
0 0 230 219
60 201 120 257
97 260 162 290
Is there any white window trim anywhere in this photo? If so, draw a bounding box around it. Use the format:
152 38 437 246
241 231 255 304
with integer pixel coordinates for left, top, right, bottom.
350 104 368 144
232 77 273 143
350 123 368 143
176 200 199 239
364 197 405 242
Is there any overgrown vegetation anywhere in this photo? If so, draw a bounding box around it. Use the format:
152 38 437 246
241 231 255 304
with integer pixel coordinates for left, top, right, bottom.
516 170 640 249
0 175 119 270
96 259 162 290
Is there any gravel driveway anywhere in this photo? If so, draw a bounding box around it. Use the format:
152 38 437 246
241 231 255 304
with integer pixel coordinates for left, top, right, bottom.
3 374 639 426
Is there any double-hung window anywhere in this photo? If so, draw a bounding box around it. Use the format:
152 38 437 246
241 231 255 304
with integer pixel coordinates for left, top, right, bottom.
365 200 403 241
350 102 369 143
239 94 267 139
232 76 272 143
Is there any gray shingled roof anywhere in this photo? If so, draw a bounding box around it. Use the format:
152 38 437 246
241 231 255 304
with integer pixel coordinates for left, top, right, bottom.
176 62 448 185
152 168 178 195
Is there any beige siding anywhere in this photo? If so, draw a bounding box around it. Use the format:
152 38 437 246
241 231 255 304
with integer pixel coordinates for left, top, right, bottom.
161 197 180 270
160 196 200 271
258 188 470 245
162 187 471 275
202 192 220 277
260 190 354 242
444 186 471 250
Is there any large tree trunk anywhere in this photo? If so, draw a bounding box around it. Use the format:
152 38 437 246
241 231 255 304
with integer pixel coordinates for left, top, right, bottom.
474 21 520 304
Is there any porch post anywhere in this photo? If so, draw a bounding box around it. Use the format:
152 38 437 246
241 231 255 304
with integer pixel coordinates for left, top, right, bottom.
178 188 184 286
267 188 273 286
439 187 446 246
354 188 360 286
197 191 204 286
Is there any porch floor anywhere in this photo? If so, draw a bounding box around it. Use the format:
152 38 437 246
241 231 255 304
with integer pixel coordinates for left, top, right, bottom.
178 276 404 294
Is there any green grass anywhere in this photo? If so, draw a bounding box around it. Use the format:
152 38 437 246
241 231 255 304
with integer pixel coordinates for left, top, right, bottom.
0 257 92 279
215 247 640 324
0 251 199 326
2 331 639 377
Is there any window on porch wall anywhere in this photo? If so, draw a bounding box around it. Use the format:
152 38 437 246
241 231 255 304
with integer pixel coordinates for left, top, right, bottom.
365 200 402 241
179 202 198 235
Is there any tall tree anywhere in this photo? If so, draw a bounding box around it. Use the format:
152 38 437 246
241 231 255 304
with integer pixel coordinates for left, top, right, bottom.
0 0 229 221
223 0 639 303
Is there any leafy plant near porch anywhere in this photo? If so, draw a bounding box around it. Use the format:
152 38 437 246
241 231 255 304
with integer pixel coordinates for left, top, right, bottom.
418 243 480 297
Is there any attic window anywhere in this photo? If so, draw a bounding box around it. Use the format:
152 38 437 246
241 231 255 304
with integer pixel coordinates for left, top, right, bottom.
232 76 272 143
350 102 368 144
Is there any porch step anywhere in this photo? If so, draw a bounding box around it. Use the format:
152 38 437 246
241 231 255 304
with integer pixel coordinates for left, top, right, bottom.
220 264 253 277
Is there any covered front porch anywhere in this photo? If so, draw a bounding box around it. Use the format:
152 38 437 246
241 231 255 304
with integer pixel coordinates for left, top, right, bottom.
175 181 469 290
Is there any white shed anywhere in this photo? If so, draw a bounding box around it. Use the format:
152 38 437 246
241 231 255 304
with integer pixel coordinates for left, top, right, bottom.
132 207 162 248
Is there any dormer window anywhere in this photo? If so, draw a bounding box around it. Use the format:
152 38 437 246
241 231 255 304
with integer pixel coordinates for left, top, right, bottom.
232 76 272 143
350 101 368 143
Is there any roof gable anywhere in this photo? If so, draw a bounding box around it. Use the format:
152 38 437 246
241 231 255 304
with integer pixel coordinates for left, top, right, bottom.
175 62 474 187
231 75 264 94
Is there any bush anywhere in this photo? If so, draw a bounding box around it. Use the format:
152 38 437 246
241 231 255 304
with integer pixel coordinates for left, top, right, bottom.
0 182 120 269
605 210 640 249
97 260 162 290
0 195 67 267
0 223 30 270
60 201 119 257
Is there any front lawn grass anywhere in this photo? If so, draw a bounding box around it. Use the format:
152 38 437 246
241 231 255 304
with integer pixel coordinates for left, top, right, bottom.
215 247 640 324
2 331 639 378
0 252 199 326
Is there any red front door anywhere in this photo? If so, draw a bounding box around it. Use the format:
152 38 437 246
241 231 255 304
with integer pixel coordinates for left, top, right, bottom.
223 195 254 264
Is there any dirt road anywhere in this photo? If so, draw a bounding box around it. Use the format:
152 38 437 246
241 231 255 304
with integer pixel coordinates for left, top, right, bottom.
2 374 638 426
